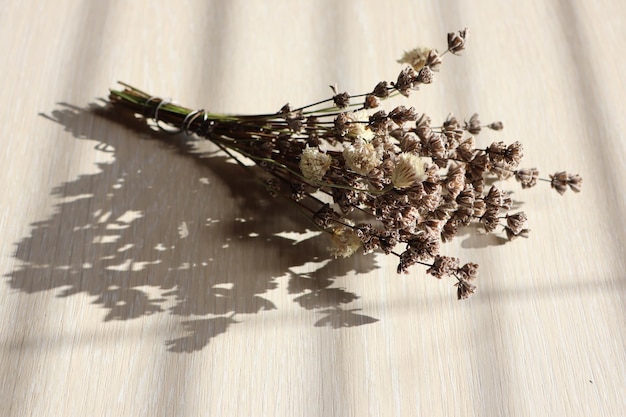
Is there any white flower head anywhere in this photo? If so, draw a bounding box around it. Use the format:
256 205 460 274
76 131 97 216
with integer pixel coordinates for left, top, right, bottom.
391 152 427 189
328 221 361 258
299 146 332 182
397 47 432 71
342 137 383 175
347 110 374 141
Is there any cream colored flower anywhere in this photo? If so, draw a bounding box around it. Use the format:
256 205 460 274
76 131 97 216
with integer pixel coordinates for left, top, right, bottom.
347 110 374 141
342 137 382 175
397 47 431 71
328 222 361 258
299 146 332 182
391 152 427 189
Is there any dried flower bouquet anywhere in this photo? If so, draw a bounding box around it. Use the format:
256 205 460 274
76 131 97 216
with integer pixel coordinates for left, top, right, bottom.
108 28 581 300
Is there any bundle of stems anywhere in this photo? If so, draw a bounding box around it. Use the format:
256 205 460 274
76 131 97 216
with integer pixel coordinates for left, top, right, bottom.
108 28 581 299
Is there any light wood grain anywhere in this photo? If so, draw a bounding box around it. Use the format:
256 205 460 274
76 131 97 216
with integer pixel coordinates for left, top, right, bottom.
1 1 624 416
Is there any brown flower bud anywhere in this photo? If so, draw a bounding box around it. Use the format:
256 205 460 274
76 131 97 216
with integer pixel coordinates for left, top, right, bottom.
332 92 350 108
514 168 539 189
447 27 469 55
364 94 379 109
372 81 389 99
416 66 434 84
426 49 442 71
465 113 481 134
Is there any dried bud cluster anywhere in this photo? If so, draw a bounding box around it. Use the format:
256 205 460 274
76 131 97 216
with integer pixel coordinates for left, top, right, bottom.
110 28 582 300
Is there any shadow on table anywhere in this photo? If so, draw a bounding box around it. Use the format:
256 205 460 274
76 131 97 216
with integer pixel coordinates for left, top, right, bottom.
6 102 379 353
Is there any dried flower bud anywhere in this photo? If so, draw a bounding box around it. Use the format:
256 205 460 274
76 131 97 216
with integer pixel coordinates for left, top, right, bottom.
549 171 583 194
487 141 507 164
334 112 350 137
456 136 476 162
286 109 304 132
416 66 434 84
426 49 442 71
484 185 503 209
299 146 332 182
445 164 465 198
372 81 389 99
415 114 434 142
550 171 569 194
427 255 460 279
364 94 379 109
567 173 582 193
455 184 475 208
394 67 416 96
467 152 489 182
504 141 523 167
407 232 440 260
488 121 504 131
457 263 479 282
391 153 427 189
514 168 539 189
447 27 469 55
441 219 459 242
279 103 291 114
465 113 481 134
368 110 389 133
455 279 476 300
398 133 421 153
472 199 486 218
333 92 350 108
506 211 528 235
389 105 418 126
480 209 499 233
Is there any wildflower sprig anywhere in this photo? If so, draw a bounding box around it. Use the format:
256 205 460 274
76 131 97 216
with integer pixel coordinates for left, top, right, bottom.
108 28 581 300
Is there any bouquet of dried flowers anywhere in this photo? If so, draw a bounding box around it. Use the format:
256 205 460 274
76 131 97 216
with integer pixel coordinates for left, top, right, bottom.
108 28 581 300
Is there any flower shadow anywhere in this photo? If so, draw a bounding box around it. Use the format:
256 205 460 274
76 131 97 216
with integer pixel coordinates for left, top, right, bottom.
6 102 379 352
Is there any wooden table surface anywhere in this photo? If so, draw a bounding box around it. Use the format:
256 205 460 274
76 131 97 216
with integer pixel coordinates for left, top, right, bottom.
1 1 624 416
